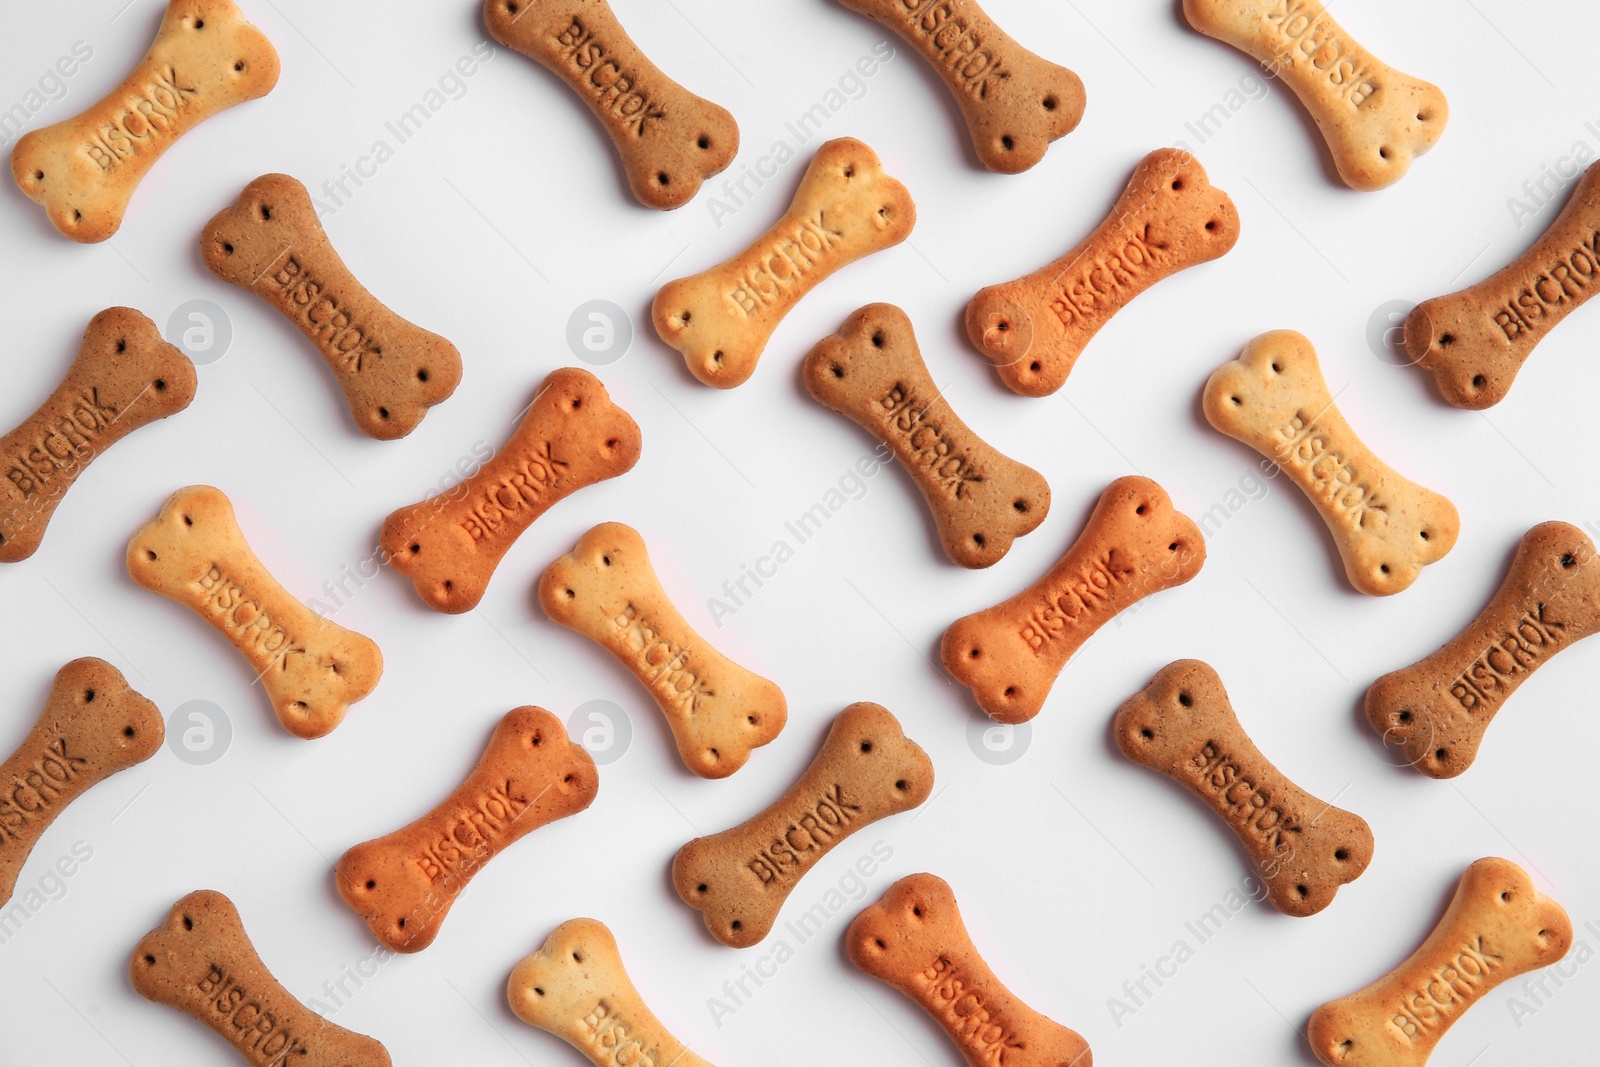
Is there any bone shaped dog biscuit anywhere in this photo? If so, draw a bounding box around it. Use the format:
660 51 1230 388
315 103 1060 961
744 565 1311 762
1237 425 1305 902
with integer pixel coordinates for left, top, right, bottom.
1307 858 1571 1067
1204 330 1458 596
508 918 716 1067
848 873 1092 1067
127 485 382 739
337 707 597 953
831 0 1084 173
672 702 932 947
1183 0 1446 191
654 137 916 388
485 0 738 210
1114 660 1374 916
0 307 196 563
133 890 391 1067
201 173 461 440
1404 161 1600 408
1366 522 1600 779
539 522 784 779
0 658 162 908
381 368 642 613
942 475 1205 724
803 303 1051 568
966 148 1239 397
11 0 279 242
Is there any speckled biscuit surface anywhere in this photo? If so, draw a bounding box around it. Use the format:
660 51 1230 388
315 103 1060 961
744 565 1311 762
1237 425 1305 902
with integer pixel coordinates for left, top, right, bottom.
336 707 598 953
965 148 1238 397
11 0 279 242
539 522 785 779
672 702 932 947
381 367 642 614
0 307 196 563
1204 330 1458 596
830 0 1084 173
200 173 461 440
1366 521 1600 778
941 475 1205 724
1114 660 1374 917
1307 858 1570 1067
126 485 383 739
848 873 1092 1067
132 889 392 1067
484 0 738 209
803 303 1050 568
653 137 916 388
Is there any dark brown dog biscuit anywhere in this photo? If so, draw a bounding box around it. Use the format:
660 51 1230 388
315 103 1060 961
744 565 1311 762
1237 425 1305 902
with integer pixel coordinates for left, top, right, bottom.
802 303 1050 568
200 173 461 440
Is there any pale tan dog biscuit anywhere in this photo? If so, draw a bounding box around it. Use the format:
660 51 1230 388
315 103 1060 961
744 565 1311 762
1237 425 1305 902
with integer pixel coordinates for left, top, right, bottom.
1 307 196 563
0 658 162 908
539 522 784 779
1204 330 1458 596
942 475 1205 724
133 890 391 1067
1307 858 1571 1067
830 0 1085 173
508 918 715 1067
965 148 1239 397
1366 522 1600 779
1114 660 1374 917
127 485 383 739
672 702 932 947
1183 0 1446 191
201 173 462 440
848 873 1092 1067
11 0 279 242
802 303 1051 568
1404 161 1600 408
381 368 642 613
484 0 738 210
654 137 916 388
336 707 598 953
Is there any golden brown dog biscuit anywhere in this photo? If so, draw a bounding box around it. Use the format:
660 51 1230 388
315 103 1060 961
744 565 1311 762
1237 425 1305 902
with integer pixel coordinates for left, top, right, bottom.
1182 0 1446 191
1204 330 1458 596
848 873 1092 1067
508 918 715 1067
381 368 641 614
1403 161 1600 409
200 173 461 440
654 137 916 388
965 148 1239 397
133 890 391 1067
11 0 279 242
942 475 1205 724
1307 858 1571 1067
0 658 161 908
484 0 738 210
802 303 1051 568
830 0 1084 173
127 485 383 739
336 707 598 953
1366 522 1600 779
672 702 932 947
1114 660 1374 917
539 522 784 779
1 307 196 563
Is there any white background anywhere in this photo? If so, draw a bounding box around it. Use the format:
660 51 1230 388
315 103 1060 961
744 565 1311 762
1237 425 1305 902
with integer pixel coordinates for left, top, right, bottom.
1 1 1597 1064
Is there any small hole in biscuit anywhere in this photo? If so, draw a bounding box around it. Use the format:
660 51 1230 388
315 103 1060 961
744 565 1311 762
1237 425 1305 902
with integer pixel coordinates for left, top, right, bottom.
602 555 611 566
877 207 889 219
183 916 193 930
532 733 543 746
366 880 376 889
1171 179 1183 191
1169 542 1179 551
123 726 134 737
1379 564 1390 574
442 580 453 591
844 165 856 179
747 716 757 725
1013 500 1027 513
409 543 420 554
1001 135 1014 151
1140 728 1155 741
1003 686 1016 697
260 205 271 221
1270 363 1281 373
1295 885 1308 897
234 61 245 72
657 173 670 186
1501 890 1511 903
1418 110 1431 122
563 774 573 785
1437 333 1456 347
996 321 1008 332
708 748 720 760
1335 849 1349 861
146 550 157 561
1398 711 1413 723
533 986 544 996
155 379 166 391
506 0 518 11
1205 220 1217 232
183 515 193 526
697 136 710 149
1378 147 1390 160
712 351 724 365
860 742 873 754
912 906 922 917
378 407 390 420
564 588 574 599
72 210 81 222
85 689 96 702
875 938 886 949
1230 395 1241 405
730 921 742 931
397 918 407 929
605 438 619 449
871 331 885 348
33 170 42 180
895 780 908 790
1136 504 1147 516
1435 748 1448 762
680 310 691 324
1471 374 1486 388
1043 95 1057 111
830 362 844 379
1419 531 1430 541
969 648 980 658
222 242 235 255
194 18 204 28
144 954 155 965
972 534 985 547
1178 691 1192 707
117 339 127 353
1562 552 1577 568
417 369 429 383
697 884 707 893
1028 361 1040 372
